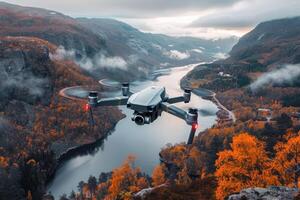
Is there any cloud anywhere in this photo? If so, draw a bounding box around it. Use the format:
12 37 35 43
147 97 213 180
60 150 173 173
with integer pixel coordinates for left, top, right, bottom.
96 54 127 69
163 50 190 60
213 52 228 60
1 73 48 97
50 46 131 70
3 0 299 38
49 46 76 60
191 49 203 54
250 64 300 91
190 0 300 29
3 0 240 18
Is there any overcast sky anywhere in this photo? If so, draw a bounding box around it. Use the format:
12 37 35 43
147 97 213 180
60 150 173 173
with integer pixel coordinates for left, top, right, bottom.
2 0 300 38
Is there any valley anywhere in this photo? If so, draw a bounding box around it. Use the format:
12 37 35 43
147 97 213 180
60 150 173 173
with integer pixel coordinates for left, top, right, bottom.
0 1 300 200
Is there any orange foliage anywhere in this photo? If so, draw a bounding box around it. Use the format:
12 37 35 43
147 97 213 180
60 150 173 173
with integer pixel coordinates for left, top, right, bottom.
0 156 9 168
273 132 300 187
152 165 166 186
107 155 148 200
215 133 278 199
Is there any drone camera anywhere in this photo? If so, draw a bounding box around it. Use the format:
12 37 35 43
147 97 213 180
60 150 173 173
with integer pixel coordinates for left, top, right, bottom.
132 113 145 125
184 89 191 103
132 111 157 125
122 83 130 96
88 91 98 106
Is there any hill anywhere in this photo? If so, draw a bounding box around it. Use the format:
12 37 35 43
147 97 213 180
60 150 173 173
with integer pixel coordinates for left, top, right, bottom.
0 36 123 199
228 17 300 65
0 2 106 57
78 18 237 68
0 2 238 81
182 17 300 97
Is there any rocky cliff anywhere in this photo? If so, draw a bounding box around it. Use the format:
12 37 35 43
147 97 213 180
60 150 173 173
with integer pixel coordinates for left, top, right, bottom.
228 186 299 200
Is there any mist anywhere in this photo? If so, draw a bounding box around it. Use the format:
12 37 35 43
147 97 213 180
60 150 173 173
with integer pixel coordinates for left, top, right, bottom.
1 73 48 97
50 46 134 71
164 50 191 60
250 64 300 91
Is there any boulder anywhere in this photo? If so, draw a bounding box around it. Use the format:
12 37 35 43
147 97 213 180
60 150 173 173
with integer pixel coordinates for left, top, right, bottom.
228 186 298 200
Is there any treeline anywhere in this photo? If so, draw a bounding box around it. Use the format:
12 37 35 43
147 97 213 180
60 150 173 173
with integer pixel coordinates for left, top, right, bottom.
60 128 300 200
58 155 150 200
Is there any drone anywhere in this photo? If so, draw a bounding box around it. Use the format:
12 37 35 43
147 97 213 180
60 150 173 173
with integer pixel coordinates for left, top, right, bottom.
81 83 198 145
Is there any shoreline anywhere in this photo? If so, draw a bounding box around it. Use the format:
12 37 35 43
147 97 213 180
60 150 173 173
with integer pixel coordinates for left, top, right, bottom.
180 66 236 124
45 116 123 187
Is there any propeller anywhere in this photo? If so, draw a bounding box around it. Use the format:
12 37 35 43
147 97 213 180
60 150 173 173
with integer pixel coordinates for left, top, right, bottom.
59 86 91 101
99 79 138 89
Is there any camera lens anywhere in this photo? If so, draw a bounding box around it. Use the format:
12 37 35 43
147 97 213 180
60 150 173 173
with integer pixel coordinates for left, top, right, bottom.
134 115 145 125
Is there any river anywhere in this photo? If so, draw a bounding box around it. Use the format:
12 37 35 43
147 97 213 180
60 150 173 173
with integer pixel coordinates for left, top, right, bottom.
47 63 219 199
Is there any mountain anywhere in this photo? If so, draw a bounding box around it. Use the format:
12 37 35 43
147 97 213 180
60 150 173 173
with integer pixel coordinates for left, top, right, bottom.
0 2 106 57
226 16 300 66
0 2 238 81
78 18 237 68
0 36 123 199
183 17 300 93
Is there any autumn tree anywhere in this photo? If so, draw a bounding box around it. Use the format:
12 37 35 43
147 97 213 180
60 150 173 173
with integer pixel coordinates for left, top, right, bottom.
152 165 166 186
273 133 300 187
215 133 278 199
87 175 97 197
77 181 85 198
107 155 149 200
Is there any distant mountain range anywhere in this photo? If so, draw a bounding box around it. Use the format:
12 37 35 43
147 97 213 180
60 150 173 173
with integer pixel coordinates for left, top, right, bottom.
0 2 238 80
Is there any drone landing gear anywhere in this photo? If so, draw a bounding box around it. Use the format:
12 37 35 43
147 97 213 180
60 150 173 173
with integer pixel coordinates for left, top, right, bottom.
186 108 198 145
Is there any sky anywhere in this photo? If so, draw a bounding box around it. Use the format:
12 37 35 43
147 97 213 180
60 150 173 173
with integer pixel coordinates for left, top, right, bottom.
2 0 300 39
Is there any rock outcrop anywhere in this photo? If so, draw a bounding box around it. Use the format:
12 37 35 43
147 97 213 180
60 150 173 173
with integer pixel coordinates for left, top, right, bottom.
228 186 299 200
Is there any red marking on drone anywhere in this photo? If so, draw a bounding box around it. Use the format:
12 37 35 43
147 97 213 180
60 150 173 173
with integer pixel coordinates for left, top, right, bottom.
84 103 91 112
192 123 198 130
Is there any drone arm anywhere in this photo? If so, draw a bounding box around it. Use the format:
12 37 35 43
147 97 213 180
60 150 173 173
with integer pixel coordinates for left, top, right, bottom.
166 89 191 104
96 96 129 107
161 102 186 120
161 102 198 145
166 96 185 104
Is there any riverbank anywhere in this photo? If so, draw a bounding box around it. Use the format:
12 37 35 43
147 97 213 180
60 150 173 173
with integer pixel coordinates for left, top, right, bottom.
180 65 236 125
45 114 124 188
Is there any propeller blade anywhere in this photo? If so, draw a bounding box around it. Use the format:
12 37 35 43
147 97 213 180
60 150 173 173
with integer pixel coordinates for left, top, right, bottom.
99 79 138 88
59 86 90 101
